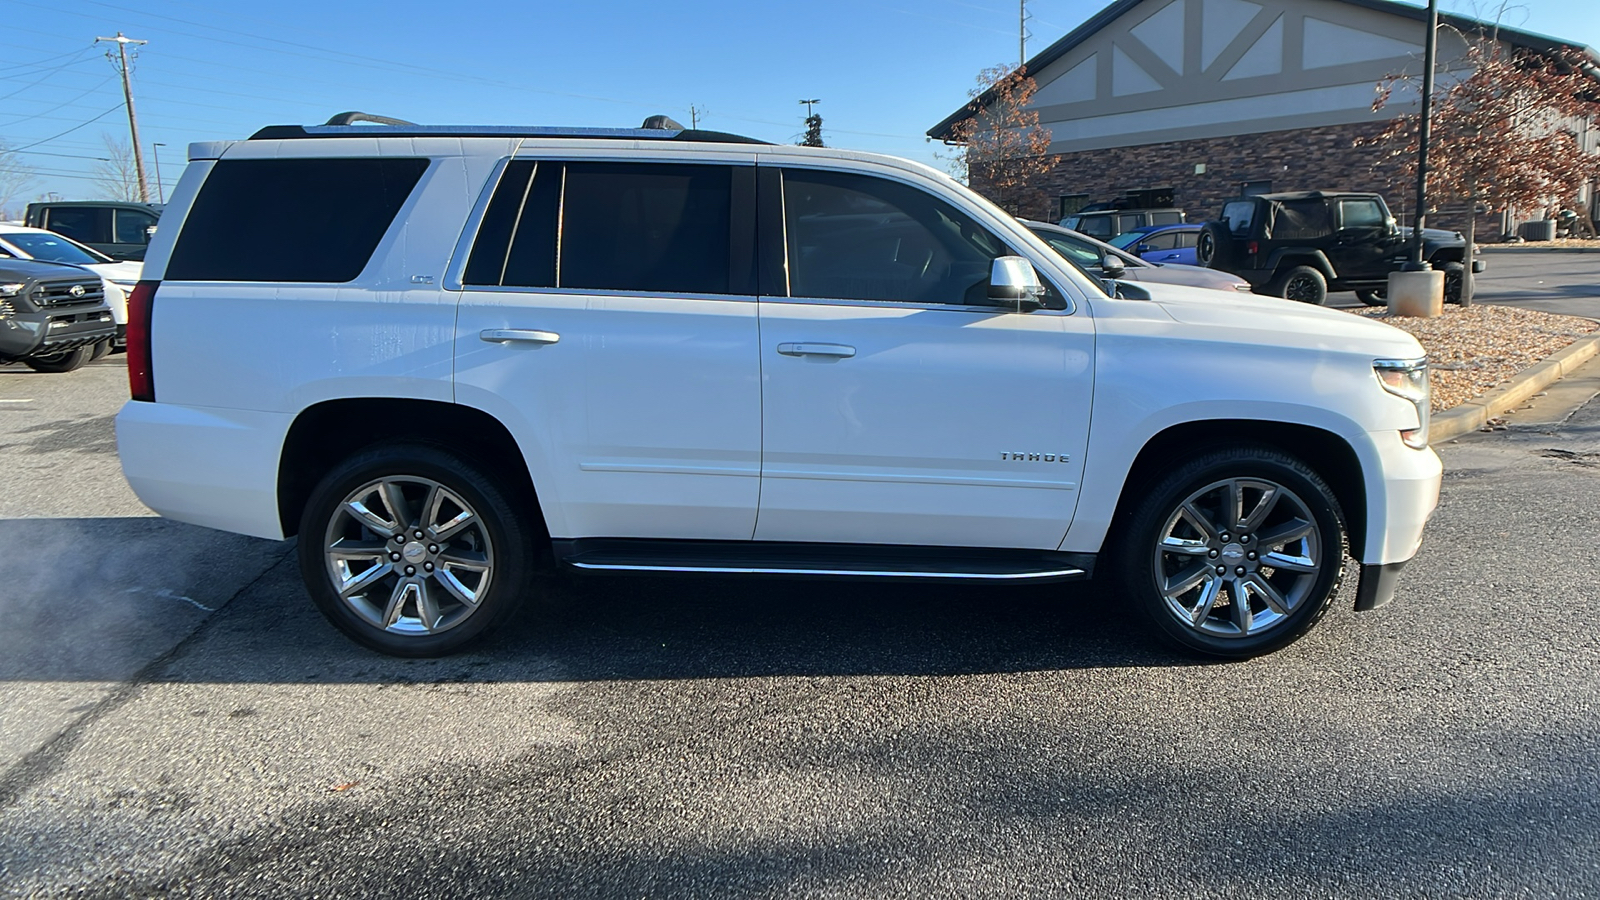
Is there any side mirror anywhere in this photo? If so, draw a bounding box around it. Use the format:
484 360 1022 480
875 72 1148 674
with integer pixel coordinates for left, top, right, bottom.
1136 243 1152 254
988 256 1044 312
1099 253 1126 280
144 225 157 243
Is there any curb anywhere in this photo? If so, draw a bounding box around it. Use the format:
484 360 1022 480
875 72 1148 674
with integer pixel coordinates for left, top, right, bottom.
1478 245 1600 253
1432 333 1600 443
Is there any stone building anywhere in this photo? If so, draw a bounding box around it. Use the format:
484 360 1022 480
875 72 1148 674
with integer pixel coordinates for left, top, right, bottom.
927 0 1600 235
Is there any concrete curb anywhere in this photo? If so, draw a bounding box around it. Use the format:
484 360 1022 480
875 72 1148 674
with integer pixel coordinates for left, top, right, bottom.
1479 245 1600 253
1432 333 1600 443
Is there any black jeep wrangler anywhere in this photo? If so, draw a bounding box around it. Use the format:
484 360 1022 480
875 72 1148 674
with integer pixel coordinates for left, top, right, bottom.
0 258 117 373
1196 191 1483 305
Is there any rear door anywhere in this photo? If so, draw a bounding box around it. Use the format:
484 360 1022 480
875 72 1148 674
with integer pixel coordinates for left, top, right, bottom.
452 155 763 541
1329 198 1392 280
752 165 1093 550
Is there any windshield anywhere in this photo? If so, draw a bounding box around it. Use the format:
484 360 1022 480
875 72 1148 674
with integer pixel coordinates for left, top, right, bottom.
0 231 108 265
1107 231 1148 249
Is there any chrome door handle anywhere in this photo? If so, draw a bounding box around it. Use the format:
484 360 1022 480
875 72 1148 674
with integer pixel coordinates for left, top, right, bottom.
777 342 855 358
480 328 560 345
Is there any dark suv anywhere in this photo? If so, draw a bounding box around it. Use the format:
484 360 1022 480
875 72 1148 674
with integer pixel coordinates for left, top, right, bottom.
1195 192 1482 305
0 258 117 372
1061 207 1185 242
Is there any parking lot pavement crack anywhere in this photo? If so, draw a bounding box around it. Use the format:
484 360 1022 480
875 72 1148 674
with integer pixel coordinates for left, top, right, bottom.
0 544 296 811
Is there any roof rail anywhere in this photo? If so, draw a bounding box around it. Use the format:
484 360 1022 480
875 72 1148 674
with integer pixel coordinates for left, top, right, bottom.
248 113 769 145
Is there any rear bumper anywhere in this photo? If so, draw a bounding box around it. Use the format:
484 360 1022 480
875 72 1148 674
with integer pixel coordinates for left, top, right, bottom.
116 400 291 540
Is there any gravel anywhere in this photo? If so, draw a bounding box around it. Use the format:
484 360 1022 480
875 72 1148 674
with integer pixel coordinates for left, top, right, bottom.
1352 304 1599 411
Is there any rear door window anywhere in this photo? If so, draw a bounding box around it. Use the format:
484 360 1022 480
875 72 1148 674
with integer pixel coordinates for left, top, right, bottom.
1075 215 1113 239
465 161 736 295
165 157 429 282
45 208 109 244
1338 199 1386 230
1150 211 1183 225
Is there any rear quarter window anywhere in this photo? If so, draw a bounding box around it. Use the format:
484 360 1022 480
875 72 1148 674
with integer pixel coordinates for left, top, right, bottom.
165 157 429 282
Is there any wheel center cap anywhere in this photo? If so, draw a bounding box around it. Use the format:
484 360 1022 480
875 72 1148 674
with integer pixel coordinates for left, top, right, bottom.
1220 543 1246 563
402 541 428 563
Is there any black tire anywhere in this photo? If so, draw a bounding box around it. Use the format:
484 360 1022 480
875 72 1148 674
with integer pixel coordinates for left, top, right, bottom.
1196 222 1233 270
1355 288 1387 307
1442 262 1466 304
89 339 112 362
1270 265 1328 305
24 346 92 373
297 443 536 657
1113 445 1347 658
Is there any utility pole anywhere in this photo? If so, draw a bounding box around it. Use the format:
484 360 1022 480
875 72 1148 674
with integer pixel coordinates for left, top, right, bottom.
688 104 707 129
798 99 823 148
800 99 820 119
95 32 149 202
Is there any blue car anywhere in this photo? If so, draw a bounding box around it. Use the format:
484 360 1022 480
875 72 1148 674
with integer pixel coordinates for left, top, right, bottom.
1109 224 1202 265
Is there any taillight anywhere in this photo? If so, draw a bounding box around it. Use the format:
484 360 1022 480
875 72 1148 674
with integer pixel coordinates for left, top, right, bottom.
126 280 158 402
1246 240 1259 256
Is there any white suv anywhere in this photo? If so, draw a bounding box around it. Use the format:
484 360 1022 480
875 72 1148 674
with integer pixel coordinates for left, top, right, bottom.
115 117 1441 659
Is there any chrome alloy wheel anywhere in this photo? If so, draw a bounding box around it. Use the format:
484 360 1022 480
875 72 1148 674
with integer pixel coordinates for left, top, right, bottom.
322 476 495 636
1152 478 1322 639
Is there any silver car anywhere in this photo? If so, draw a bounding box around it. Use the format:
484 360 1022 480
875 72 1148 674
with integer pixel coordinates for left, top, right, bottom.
1023 220 1252 294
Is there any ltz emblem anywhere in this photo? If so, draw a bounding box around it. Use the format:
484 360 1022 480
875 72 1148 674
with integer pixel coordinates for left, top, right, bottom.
1001 451 1071 463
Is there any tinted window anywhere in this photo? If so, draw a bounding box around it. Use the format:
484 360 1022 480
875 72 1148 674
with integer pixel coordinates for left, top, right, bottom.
45 208 108 244
1177 231 1198 248
1270 199 1333 240
166 157 428 282
781 168 1008 306
1339 199 1386 229
1039 233 1103 267
1150 211 1183 225
1117 214 1142 234
562 162 731 294
115 209 158 244
463 160 559 288
1140 232 1178 251
1075 214 1113 239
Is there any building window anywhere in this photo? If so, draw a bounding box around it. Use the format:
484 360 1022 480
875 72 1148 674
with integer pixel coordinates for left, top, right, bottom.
1057 193 1089 222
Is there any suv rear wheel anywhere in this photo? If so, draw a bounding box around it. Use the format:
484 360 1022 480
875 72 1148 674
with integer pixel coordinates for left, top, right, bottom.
297 443 535 657
1115 446 1346 658
1442 262 1466 304
1271 265 1328 305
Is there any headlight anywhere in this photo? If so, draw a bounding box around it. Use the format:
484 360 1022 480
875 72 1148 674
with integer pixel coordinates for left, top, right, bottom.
1374 358 1430 449
0 283 23 298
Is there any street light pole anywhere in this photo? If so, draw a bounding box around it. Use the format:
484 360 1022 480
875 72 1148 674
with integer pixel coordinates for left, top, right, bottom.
151 143 167 203
1410 0 1439 267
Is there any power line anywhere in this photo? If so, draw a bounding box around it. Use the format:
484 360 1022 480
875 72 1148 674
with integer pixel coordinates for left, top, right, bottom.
8 105 124 152
0 75 117 128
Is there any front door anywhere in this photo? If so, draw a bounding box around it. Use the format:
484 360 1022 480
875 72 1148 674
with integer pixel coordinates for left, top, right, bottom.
453 157 762 541
754 166 1094 550
1329 197 1395 281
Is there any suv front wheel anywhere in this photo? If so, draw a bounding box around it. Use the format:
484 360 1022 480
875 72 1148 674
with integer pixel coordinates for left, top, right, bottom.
1115 446 1347 658
297 443 535 657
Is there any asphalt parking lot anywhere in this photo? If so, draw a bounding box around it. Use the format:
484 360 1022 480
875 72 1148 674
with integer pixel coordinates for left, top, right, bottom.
3 343 1600 897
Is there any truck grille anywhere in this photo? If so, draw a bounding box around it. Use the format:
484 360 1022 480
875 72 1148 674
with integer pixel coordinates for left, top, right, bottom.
31 279 104 309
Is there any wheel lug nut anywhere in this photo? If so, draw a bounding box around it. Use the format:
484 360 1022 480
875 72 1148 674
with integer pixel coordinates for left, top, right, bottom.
1235 566 1246 576
424 562 434 572
1215 565 1226 575
390 552 401 562
428 544 438 553
1240 534 1250 543
393 534 404 544
414 530 424 539
1247 551 1257 560
1220 533 1231 542
1208 549 1219 558
405 566 415 576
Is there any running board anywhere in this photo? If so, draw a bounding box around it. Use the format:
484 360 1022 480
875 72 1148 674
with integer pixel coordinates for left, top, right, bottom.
552 539 1094 582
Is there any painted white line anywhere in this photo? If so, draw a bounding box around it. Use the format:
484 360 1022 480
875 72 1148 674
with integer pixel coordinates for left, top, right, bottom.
0 399 35 404
124 587 215 612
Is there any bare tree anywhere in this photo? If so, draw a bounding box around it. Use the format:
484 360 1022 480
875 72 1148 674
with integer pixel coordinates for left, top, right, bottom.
943 64 1058 219
0 142 37 220
1362 34 1600 302
92 133 145 202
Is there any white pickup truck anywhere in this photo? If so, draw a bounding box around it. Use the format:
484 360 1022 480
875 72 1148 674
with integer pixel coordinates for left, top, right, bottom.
115 117 1441 659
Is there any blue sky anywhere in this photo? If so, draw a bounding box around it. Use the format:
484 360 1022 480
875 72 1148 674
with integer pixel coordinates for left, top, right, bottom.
2 0 1595 209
